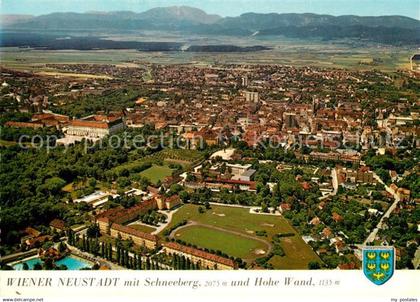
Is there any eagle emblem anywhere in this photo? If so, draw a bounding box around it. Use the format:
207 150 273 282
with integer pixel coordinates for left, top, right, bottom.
363 246 395 285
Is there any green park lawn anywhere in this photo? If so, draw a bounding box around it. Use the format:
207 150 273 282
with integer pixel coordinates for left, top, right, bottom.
139 165 173 185
173 225 267 259
163 204 321 269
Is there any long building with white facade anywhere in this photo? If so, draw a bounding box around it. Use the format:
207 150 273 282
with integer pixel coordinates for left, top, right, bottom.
66 114 124 138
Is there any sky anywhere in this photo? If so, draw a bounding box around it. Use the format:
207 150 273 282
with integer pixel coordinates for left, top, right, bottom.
1 0 419 19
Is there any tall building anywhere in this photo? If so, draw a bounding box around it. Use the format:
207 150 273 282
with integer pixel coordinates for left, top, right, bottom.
283 112 298 129
244 91 259 103
241 76 248 87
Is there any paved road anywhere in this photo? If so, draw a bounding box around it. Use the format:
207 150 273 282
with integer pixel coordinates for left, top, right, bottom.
319 168 338 201
1 249 38 263
127 207 181 236
363 173 400 245
151 208 180 235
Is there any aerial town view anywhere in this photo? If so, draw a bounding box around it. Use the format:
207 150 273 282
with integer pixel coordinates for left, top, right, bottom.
0 0 419 274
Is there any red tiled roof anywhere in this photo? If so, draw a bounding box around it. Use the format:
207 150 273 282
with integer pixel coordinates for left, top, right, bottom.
49 219 66 230
338 262 357 270
164 242 236 268
26 235 52 247
5 121 43 129
332 212 343 222
96 207 123 219
165 195 180 204
301 182 311 190
183 132 197 139
147 186 160 194
32 113 69 122
70 120 110 129
25 227 41 238
97 216 110 223
205 178 257 191
280 203 291 211
389 184 398 191
96 199 157 224
205 178 256 186
111 223 158 242
310 217 320 225
397 188 410 195
69 115 123 129
359 166 370 173
322 227 333 237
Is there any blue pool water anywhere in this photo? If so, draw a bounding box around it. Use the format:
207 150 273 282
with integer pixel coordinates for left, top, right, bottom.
12 257 42 270
55 255 92 270
13 255 92 270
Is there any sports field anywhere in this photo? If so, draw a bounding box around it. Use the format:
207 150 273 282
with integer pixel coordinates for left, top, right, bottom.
139 165 173 185
173 225 268 259
162 204 321 268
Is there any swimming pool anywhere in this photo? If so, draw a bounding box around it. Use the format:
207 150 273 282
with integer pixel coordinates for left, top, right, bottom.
12 257 42 270
12 255 93 270
55 255 92 270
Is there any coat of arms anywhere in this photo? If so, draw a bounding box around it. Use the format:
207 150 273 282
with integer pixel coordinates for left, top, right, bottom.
363 246 395 285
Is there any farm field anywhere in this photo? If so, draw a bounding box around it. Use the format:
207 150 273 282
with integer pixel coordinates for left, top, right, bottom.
139 165 173 185
36 71 113 79
0 41 414 72
162 204 321 268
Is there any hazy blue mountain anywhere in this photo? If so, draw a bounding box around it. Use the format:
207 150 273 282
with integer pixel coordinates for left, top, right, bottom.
3 6 221 31
216 13 420 30
0 14 34 26
137 6 221 24
2 6 420 45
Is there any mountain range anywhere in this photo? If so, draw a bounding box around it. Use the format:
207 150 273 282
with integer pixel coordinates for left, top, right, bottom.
2 6 420 45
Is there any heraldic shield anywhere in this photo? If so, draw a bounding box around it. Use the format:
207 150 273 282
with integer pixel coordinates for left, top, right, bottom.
363 246 395 285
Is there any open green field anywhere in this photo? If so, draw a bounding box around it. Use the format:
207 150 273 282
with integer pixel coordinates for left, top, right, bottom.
129 224 156 234
111 149 204 176
163 204 321 268
173 225 267 259
139 165 173 184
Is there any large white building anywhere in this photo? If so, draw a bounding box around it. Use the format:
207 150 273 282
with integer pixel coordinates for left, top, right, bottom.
73 191 119 208
227 163 256 181
66 114 124 138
